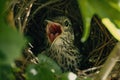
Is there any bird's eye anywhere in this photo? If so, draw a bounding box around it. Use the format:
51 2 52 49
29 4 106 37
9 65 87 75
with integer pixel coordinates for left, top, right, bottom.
64 20 69 27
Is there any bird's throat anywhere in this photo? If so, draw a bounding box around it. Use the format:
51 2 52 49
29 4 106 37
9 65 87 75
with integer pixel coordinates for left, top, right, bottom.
46 22 62 43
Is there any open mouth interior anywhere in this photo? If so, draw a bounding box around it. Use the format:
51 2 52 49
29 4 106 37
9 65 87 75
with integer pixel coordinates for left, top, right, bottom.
47 22 62 43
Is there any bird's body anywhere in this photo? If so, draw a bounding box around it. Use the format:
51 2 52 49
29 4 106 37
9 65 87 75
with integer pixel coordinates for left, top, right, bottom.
45 16 82 73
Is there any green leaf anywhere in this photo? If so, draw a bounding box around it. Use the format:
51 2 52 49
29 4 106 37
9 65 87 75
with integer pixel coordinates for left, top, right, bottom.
107 0 120 28
107 0 120 12
59 72 77 80
77 0 120 42
0 0 26 65
77 0 94 42
102 18 120 41
0 0 6 14
0 0 7 26
38 54 62 74
0 65 15 80
83 78 92 80
26 54 62 80
0 26 26 64
26 64 57 80
59 72 69 80
89 0 120 20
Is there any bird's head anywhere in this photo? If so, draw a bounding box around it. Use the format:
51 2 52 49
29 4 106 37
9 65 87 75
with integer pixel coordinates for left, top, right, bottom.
45 16 74 44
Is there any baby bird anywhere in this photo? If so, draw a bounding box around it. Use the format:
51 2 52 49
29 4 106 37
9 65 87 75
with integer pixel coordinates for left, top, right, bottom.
45 16 82 73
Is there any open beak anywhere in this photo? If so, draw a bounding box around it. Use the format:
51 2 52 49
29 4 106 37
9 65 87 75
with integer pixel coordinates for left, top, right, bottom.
45 20 62 43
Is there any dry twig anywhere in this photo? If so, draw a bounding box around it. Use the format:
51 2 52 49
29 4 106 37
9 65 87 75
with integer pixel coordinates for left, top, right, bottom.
94 42 120 80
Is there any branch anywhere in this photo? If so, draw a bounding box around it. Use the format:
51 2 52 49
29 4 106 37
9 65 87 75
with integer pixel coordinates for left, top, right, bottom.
22 1 34 33
94 42 120 80
32 0 59 17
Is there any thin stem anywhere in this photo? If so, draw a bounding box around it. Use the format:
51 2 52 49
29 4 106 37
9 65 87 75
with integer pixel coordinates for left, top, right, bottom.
82 65 103 73
94 42 120 80
22 0 35 33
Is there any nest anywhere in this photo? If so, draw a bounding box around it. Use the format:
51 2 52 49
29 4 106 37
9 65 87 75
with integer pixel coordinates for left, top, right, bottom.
13 0 119 79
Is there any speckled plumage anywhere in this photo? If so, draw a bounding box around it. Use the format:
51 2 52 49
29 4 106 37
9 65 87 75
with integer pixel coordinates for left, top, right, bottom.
45 16 82 73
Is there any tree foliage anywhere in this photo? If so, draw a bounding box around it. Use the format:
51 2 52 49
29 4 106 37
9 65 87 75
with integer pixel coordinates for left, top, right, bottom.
77 0 120 42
